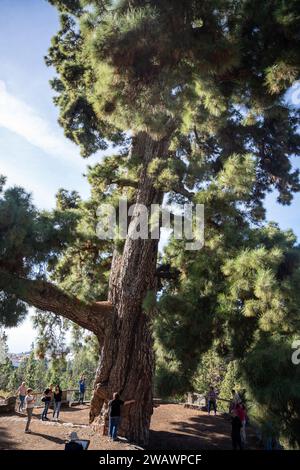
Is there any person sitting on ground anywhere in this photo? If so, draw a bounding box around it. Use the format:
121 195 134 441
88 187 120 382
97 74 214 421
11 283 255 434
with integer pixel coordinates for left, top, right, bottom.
207 386 217 416
17 381 26 413
41 387 52 421
108 392 135 441
25 388 36 434
65 432 84 451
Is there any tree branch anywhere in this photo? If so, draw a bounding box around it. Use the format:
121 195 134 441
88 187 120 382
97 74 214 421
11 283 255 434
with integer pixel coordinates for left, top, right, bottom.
0 269 113 336
172 183 195 199
113 177 138 189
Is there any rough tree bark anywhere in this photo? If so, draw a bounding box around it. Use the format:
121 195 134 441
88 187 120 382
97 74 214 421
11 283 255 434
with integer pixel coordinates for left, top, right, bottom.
0 131 171 445
89 131 171 445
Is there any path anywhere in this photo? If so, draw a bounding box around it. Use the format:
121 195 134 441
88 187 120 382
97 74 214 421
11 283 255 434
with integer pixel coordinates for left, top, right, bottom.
0 403 258 450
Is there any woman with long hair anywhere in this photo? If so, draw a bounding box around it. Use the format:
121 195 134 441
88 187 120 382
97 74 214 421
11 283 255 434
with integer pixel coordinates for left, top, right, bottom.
53 385 62 421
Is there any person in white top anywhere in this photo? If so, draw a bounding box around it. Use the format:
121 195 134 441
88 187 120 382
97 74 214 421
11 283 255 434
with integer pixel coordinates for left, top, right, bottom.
17 382 26 413
25 388 36 433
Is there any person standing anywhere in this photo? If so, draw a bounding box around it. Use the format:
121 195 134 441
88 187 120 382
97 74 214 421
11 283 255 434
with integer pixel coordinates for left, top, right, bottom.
25 388 36 433
236 403 247 445
108 392 135 441
229 389 241 413
207 386 217 416
79 375 86 404
231 407 243 450
17 382 26 413
53 385 62 421
41 387 52 421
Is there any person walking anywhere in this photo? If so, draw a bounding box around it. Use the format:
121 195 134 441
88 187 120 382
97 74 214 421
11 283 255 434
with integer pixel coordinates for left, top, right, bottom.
79 375 86 404
17 382 26 413
53 385 62 421
207 386 217 416
25 388 36 433
108 392 135 441
41 387 52 421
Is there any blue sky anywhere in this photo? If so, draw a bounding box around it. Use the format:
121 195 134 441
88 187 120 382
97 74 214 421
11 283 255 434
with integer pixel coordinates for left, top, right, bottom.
0 0 102 352
0 0 299 352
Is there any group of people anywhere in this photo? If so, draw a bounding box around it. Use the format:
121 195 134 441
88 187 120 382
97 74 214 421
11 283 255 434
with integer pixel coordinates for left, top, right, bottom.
18 382 133 442
18 377 249 447
16 375 87 434
206 386 248 450
18 384 63 433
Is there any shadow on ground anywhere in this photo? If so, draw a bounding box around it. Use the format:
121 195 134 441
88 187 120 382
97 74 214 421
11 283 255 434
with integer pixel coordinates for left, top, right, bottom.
0 425 13 449
30 432 66 445
149 414 231 450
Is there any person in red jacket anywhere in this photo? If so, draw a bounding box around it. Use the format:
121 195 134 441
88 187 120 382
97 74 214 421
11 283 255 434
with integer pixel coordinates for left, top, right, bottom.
108 392 135 441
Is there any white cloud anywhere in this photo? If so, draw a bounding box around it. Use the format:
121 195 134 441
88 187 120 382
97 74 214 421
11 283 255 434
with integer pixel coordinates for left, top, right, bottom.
0 80 82 167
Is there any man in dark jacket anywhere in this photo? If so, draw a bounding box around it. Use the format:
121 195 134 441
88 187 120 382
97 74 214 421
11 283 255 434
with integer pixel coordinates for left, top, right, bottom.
65 432 84 451
108 392 135 441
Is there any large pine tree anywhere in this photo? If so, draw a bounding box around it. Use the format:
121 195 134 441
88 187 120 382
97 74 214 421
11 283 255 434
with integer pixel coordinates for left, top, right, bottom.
0 1 300 444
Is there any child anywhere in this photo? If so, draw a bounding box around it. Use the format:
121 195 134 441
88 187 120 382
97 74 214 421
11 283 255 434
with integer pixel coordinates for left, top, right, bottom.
25 388 35 433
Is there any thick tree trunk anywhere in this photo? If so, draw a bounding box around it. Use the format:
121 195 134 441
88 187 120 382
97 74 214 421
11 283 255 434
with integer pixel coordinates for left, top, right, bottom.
90 132 170 445
0 131 171 446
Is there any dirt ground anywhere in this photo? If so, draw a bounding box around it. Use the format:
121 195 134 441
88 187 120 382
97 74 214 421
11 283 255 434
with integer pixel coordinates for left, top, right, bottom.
0 403 258 450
